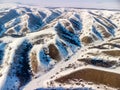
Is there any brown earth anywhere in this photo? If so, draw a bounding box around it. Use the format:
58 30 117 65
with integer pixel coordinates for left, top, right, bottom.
81 36 93 44
30 51 38 74
6 29 16 34
66 26 74 33
48 44 61 61
21 27 29 34
55 68 120 89
102 50 120 57
97 25 111 38
62 20 74 33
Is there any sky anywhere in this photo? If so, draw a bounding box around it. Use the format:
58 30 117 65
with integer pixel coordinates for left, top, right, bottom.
0 0 120 9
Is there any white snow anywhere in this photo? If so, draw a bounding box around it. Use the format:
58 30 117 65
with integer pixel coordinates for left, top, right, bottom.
0 4 120 90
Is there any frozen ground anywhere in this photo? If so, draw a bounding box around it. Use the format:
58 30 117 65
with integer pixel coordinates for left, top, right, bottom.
0 3 120 90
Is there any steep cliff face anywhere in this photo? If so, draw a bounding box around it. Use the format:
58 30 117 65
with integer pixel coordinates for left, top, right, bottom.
0 4 120 90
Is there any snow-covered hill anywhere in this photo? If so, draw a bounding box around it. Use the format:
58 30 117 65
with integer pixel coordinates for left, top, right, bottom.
0 3 120 90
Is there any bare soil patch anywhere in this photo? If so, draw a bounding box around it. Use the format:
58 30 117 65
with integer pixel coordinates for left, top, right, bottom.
30 51 38 74
81 36 93 44
55 68 120 89
48 44 61 61
102 50 120 56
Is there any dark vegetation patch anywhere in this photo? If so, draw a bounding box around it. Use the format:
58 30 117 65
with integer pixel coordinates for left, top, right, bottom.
55 22 80 46
109 37 120 42
77 58 116 68
90 43 120 49
3 40 33 89
69 18 82 30
0 9 19 24
14 40 33 87
36 87 91 90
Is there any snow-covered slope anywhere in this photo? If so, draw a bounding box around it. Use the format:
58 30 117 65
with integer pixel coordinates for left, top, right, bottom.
0 3 120 90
